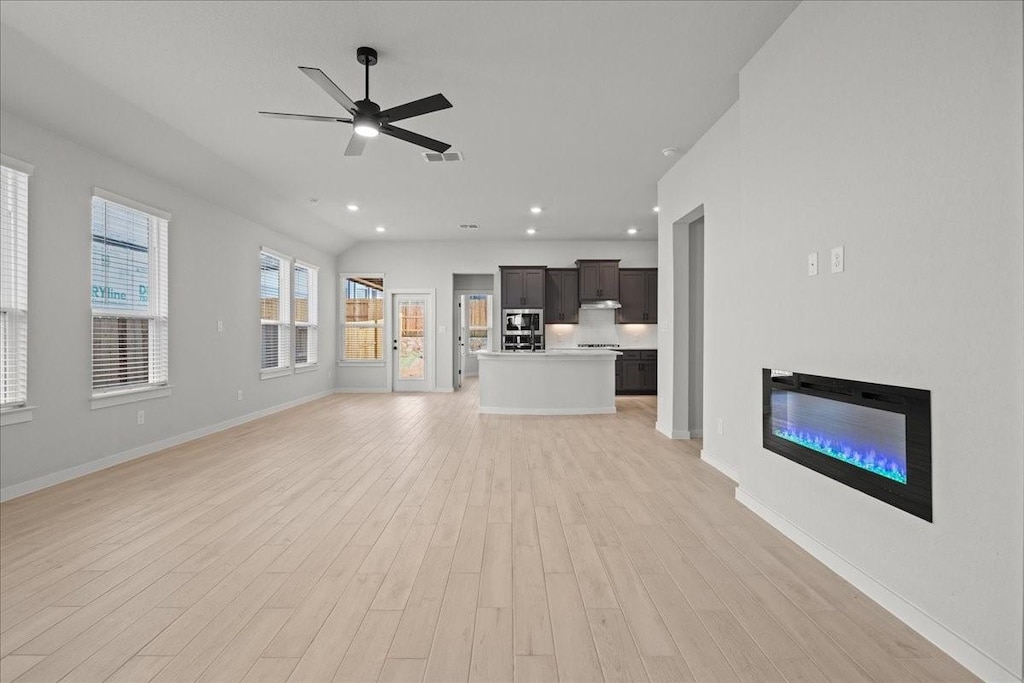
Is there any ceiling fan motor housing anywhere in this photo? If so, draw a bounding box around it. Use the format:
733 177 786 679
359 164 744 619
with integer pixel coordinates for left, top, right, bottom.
356 46 378 66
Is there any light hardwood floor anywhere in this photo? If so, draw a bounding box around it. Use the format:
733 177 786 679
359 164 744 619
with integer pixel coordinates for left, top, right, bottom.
1 380 975 682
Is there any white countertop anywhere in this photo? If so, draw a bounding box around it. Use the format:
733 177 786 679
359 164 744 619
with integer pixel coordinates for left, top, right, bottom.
477 349 619 358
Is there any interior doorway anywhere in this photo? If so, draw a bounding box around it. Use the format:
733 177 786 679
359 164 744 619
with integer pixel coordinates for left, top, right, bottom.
688 216 705 436
672 210 705 438
452 274 494 390
391 290 434 392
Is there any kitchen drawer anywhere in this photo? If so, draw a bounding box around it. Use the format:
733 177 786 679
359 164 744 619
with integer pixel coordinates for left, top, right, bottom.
641 350 657 360
621 350 641 360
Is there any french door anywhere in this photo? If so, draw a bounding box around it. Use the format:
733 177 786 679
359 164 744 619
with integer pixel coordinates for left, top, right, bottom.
391 291 433 391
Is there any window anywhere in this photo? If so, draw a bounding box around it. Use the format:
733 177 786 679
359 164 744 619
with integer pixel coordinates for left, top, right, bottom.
293 261 319 367
341 276 384 361
1 160 30 410
260 249 291 373
91 191 168 395
466 294 491 353
260 249 319 376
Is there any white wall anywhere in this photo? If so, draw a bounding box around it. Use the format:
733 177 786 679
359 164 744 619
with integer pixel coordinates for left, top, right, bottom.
659 2 1023 679
337 240 657 391
657 104 742 443
0 111 337 496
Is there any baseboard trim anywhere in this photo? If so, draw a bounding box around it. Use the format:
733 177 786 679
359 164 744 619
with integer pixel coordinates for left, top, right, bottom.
0 390 334 503
700 449 738 482
735 488 1020 683
334 387 389 393
690 429 703 438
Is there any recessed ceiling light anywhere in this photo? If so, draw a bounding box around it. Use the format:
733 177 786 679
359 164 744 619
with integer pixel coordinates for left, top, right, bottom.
653 206 659 213
526 228 536 235
627 228 638 235
347 204 359 212
375 226 386 233
530 206 542 214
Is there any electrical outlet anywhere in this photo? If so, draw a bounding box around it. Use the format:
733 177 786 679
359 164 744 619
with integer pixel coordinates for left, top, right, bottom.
831 246 845 273
137 410 145 426
807 252 818 276
237 389 243 401
217 320 224 333
717 417 724 435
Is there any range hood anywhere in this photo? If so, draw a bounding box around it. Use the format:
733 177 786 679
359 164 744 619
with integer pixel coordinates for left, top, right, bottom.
580 300 622 310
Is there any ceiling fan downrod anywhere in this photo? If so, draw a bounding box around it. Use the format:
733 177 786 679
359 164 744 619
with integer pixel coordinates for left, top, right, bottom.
356 46 378 102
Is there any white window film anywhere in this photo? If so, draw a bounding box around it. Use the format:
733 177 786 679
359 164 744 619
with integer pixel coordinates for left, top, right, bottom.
260 249 291 372
0 164 29 408
466 294 491 353
294 261 319 366
342 276 384 361
91 194 169 394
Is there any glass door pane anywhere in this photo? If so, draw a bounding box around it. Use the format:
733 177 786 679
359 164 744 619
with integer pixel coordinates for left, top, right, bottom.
399 299 425 380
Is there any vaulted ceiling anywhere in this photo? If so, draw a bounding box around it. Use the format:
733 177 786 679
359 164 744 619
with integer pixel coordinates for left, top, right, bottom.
0 1 797 252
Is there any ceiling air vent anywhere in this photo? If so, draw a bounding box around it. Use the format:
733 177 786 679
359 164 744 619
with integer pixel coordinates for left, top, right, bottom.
423 151 463 163
458 224 480 231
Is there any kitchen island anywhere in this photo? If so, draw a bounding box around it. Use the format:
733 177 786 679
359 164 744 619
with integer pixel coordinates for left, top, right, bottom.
476 349 619 415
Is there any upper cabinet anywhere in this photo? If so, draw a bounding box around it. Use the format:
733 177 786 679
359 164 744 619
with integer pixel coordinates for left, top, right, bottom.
618 268 658 323
576 259 620 301
545 269 579 323
500 266 546 309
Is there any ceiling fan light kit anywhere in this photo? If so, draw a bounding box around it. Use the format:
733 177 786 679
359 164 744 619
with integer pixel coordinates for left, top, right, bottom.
259 46 453 156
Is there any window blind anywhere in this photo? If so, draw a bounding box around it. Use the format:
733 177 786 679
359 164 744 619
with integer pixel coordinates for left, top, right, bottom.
0 164 29 408
294 261 319 366
260 249 291 371
91 195 169 393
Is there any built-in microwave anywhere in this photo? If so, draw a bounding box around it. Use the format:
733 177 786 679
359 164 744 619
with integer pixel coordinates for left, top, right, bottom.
502 309 544 351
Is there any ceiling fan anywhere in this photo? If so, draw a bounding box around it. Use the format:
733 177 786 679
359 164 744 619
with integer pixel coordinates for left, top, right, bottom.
259 46 453 156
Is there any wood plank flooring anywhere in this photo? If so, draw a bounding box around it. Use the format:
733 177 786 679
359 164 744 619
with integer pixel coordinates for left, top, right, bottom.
0 380 975 682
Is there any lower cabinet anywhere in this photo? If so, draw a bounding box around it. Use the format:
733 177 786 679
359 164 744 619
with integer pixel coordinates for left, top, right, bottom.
615 350 657 395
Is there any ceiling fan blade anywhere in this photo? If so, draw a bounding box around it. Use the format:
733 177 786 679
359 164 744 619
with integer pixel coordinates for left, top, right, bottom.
298 66 358 114
259 111 352 123
345 133 368 157
379 93 453 123
381 124 451 153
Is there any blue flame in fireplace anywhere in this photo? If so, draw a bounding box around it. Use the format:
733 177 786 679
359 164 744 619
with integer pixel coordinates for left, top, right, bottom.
773 427 907 484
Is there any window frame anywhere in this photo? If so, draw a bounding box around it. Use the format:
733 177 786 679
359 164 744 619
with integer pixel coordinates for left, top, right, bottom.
89 188 170 406
293 259 319 371
0 154 33 423
339 273 387 366
259 247 293 379
465 293 492 355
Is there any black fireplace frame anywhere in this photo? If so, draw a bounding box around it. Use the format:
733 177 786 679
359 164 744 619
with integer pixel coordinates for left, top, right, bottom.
762 369 932 522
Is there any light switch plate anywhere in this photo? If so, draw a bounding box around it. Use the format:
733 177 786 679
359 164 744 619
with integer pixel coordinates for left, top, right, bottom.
831 246 844 273
807 252 818 276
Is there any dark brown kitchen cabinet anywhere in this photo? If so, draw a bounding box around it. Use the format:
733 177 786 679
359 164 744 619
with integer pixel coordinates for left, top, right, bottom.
618 268 658 323
576 259 620 301
615 349 657 395
500 266 546 309
545 268 579 323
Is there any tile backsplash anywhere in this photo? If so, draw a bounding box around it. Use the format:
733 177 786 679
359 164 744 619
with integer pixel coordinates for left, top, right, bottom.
546 308 658 349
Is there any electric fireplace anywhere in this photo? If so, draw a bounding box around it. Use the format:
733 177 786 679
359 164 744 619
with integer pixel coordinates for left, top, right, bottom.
763 369 932 521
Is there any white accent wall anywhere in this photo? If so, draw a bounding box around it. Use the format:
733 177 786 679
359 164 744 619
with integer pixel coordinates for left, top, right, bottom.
658 2 1023 679
0 111 338 497
336 240 657 392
